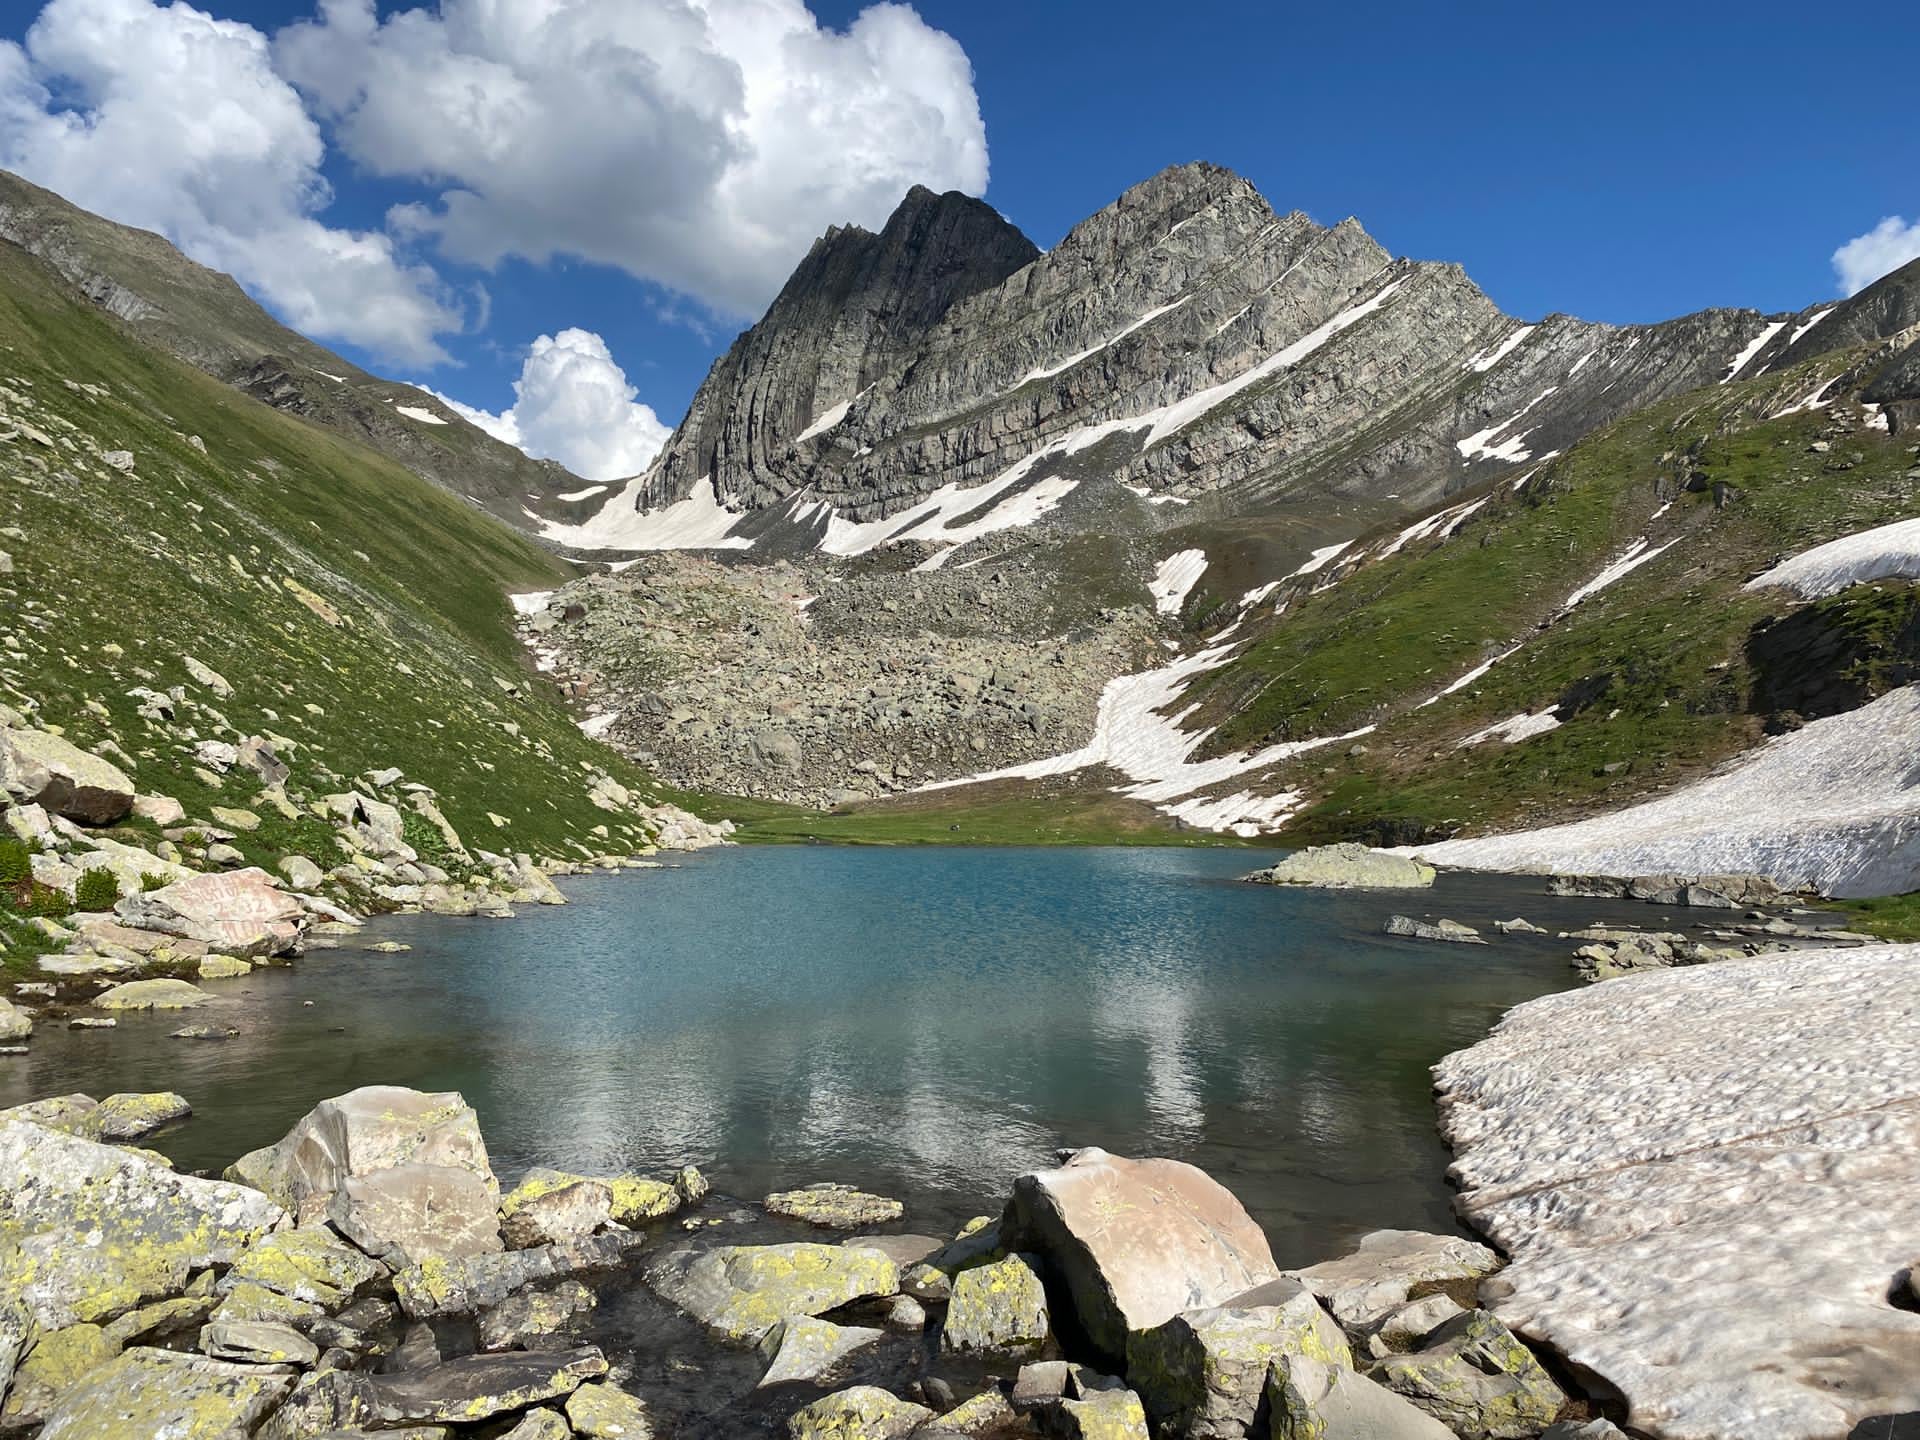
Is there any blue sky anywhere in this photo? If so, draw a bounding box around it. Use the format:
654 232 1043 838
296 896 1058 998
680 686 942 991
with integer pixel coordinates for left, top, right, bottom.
2 0 1916 480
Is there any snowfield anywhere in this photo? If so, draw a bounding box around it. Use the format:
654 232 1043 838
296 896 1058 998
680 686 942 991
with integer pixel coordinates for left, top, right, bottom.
535 475 755 552
1744 515 1920 598
1404 684 1920 896
1149 549 1208 615
1438 945 1920 1440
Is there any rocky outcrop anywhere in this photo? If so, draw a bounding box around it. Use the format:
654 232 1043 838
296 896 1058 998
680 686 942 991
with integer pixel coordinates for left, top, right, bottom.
1247 844 1437 889
0 726 135 825
1002 1147 1282 1363
115 868 305 957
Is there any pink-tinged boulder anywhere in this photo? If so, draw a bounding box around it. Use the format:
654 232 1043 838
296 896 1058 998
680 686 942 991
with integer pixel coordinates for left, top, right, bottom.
116 868 304 957
225 1086 501 1255
0 728 135 825
1002 1148 1280 1363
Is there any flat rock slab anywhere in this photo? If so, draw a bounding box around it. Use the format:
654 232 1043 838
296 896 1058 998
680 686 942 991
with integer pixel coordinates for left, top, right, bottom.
647 1242 900 1342
37 1347 292 1439
93 978 213 1009
1435 945 1920 1440
0 1119 284 1329
365 1348 609 1425
765 1184 904 1228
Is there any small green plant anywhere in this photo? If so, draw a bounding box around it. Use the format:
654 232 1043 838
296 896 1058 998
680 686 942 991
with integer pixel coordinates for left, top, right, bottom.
20 882 72 920
0 838 29 886
73 867 121 911
140 871 170 892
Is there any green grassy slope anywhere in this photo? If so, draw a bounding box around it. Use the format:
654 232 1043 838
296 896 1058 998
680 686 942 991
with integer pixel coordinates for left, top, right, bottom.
0 237 684 965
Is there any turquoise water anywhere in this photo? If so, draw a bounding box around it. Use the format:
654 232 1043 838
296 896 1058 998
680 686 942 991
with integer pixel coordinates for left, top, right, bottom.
1 845 1639 1265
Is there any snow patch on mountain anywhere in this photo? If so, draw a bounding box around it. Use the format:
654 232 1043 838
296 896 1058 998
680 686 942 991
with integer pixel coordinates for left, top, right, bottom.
1745 516 1920 598
1150 549 1209 614
1403 685 1920 896
537 475 754 552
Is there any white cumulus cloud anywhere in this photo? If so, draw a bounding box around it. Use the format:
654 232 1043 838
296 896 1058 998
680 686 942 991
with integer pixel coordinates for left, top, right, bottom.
429 329 670 482
1833 216 1920 297
0 0 464 365
274 0 990 317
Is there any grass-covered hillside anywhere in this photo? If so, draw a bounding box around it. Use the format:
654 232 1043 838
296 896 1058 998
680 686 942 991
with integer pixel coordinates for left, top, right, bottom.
0 236 698 964
1175 344 1917 847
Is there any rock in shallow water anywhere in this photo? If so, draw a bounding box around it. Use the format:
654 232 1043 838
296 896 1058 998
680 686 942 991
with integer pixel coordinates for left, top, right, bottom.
757 1315 887 1387
785 1384 932 1440
646 1242 900 1342
1247 843 1437 889
1003 1147 1280 1364
942 1253 1050 1358
1382 915 1485 944
765 1182 905 1228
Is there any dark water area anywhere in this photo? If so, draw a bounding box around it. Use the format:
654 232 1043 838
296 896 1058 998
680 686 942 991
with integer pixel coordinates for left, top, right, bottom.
2 845 1672 1269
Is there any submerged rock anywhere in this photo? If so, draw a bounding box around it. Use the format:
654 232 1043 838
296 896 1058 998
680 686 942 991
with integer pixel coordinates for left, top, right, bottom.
1003 1147 1280 1363
1382 915 1485 944
765 1182 905 1228
646 1242 900 1342
477 1280 597 1352
1247 844 1437 889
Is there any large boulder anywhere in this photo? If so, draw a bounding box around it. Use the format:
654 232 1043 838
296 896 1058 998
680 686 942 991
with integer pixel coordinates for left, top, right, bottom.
0 1120 283 1330
36 1348 293 1440
1285 1230 1501 1335
942 1253 1050 1357
0 728 135 825
501 1170 616 1249
646 1242 900 1342
116 867 305 957
331 1163 506 1266
1127 1278 1350 1437
226 1086 499 1238
1265 1353 1456 1440
1003 1148 1280 1363
1247 844 1436 889
1370 1310 1567 1438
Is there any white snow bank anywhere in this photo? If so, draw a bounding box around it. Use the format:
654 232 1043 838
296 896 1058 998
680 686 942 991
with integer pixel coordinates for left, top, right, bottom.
554 485 610 503
578 712 620 739
1456 386 1557 465
1020 298 1189 384
1404 684 1920 896
1462 324 1536 373
1437 945 1920 1440
1150 549 1209 615
794 388 868 443
1788 306 1835 347
1291 540 1351 577
536 475 754 552
1558 536 1678 609
395 404 449 425
1721 319 1786 382
1456 710 1561 747
1746 516 1920 599
920 638 1370 836
509 590 556 616
1238 581 1281 610
1769 374 1843 418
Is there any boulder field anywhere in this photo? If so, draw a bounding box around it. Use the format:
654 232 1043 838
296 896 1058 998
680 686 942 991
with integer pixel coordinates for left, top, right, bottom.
0 1083 1597 1440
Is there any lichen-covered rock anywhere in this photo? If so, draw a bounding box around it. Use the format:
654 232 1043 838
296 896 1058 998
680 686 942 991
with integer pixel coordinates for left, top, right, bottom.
785 1384 934 1440
0 1321 116 1427
942 1388 1015 1431
1266 1353 1456 1439
198 954 252 979
757 1316 887 1387
35 1347 293 1439
1370 1310 1566 1438
270 1347 609 1430
1051 1386 1152 1439
766 1183 905 1228
393 1232 642 1318
100 1293 216 1349
477 1280 597 1352
1004 1148 1280 1363
1285 1230 1500 1335
200 1317 320 1365
1127 1278 1350 1437
501 1170 615 1248
609 1173 683 1224
499 1413 572 1440
331 1162 506 1265
566 1379 654 1437
220 1227 385 1310
115 867 304 956
92 977 214 1009
82 1090 191 1140
208 1280 322 1333
0 1119 283 1330
0 727 135 825
1540 1423 1630 1440
1382 915 1485 944
942 1252 1050 1357
1247 844 1436 889
226 1085 498 1224
647 1242 900 1342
